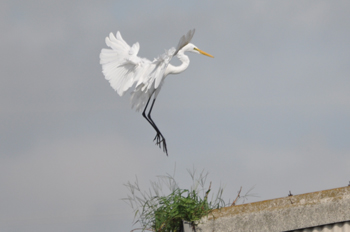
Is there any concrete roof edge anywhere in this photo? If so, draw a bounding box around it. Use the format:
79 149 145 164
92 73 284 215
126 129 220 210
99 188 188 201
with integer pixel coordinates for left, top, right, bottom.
197 186 350 232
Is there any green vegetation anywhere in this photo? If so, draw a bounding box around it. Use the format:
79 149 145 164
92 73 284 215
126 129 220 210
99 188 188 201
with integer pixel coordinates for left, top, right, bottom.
153 186 217 231
123 167 256 232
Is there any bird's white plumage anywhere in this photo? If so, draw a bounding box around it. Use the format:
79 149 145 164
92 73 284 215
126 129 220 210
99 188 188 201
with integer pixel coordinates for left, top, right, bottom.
99 29 196 111
99 29 214 155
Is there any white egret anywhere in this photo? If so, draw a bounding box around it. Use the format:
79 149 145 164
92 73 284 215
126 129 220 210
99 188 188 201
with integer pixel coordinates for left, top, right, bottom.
99 29 213 156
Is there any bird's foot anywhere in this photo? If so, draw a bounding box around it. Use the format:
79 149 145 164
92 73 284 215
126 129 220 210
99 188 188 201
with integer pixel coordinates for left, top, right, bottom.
153 133 168 156
153 133 164 145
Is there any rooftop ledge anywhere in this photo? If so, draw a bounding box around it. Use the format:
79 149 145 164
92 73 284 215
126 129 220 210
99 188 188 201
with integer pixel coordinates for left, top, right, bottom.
197 186 350 232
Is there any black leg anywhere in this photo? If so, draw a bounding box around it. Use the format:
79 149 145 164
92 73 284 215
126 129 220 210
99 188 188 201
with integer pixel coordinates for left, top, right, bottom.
142 97 161 138
142 96 154 127
142 96 168 156
148 99 168 154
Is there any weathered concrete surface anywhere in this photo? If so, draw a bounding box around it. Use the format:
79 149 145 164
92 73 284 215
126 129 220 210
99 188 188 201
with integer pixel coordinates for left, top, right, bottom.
196 186 350 232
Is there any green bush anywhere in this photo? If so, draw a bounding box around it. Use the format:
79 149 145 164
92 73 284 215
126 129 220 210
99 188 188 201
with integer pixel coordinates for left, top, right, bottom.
123 166 256 232
151 189 211 231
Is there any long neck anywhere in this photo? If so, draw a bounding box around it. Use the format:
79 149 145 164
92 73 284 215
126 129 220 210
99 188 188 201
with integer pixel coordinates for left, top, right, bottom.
164 51 190 76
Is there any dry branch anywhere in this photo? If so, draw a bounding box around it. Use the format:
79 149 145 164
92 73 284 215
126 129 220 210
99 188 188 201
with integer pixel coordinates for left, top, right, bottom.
231 186 242 206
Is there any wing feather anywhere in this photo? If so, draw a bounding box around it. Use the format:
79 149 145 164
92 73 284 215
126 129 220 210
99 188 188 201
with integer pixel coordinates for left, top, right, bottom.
174 29 195 55
100 31 149 96
100 30 192 111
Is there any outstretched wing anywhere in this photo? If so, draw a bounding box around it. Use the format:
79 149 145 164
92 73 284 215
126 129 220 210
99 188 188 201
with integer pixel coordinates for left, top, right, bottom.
100 31 177 111
100 31 153 96
99 30 194 111
174 29 195 55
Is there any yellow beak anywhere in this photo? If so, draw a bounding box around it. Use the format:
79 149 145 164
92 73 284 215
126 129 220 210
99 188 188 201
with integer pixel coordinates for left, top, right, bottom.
194 48 214 58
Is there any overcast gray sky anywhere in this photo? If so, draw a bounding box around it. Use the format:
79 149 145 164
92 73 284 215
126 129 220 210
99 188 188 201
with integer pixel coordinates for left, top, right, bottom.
1 1 350 231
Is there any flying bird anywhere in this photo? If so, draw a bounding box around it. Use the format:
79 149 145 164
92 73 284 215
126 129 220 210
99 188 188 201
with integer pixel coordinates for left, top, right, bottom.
99 29 213 156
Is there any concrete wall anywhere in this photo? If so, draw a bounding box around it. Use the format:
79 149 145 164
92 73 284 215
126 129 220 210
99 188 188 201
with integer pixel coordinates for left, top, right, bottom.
289 221 350 232
196 186 350 232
